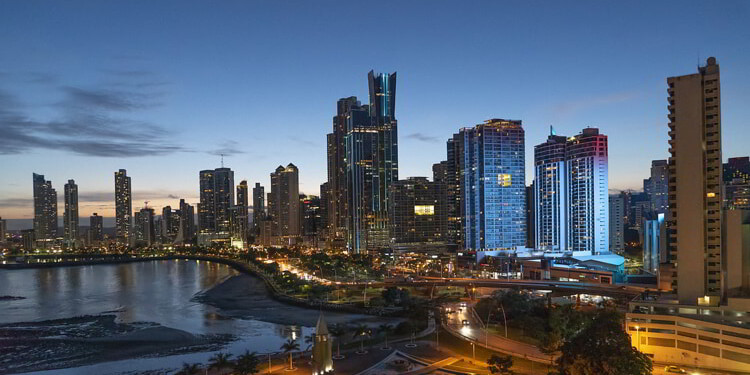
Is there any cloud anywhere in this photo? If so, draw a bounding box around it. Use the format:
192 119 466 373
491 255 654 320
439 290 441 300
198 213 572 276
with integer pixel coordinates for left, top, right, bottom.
550 91 639 117
405 132 441 143
60 86 158 111
208 140 245 156
0 82 183 157
289 136 318 148
167 194 179 199
0 197 33 208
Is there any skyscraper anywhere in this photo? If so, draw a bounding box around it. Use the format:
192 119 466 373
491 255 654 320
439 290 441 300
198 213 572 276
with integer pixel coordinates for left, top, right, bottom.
649 160 669 214
566 128 609 255
134 207 155 247
89 213 103 243
33 173 57 241
252 182 265 237
325 71 399 253
269 164 300 245
667 57 722 304
178 199 195 243
161 206 180 242
198 167 235 237
458 119 526 251
609 194 625 253
0 217 6 242
63 179 79 247
114 169 132 245
534 134 568 252
389 177 440 244
723 156 750 210
230 180 249 247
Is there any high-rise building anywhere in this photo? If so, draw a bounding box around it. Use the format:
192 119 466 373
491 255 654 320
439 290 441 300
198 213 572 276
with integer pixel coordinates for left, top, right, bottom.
230 180 249 248
198 170 216 234
161 206 180 242
63 179 79 247
724 157 750 210
649 160 669 214
458 119 526 251
114 169 132 245
198 167 235 239
389 177 440 244
525 183 535 248
252 182 265 237
0 217 6 242
534 134 568 252
33 173 57 242
667 57 723 304
642 212 665 274
134 207 155 246
21 229 35 251
325 71 399 253
608 194 625 253
269 164 300 245
565 128 609 255
178 199 195 243
300 194 323 247
89 213 103 243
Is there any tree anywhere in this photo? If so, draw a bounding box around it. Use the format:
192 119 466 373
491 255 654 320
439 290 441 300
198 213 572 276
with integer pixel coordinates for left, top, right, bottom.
280 338 300 370
330 324 348 358
352 324 372 353
557 309 652 375
378 323 394 350
487 355 514 374
175 362 201 375
233 350 260 375
208 352 232 373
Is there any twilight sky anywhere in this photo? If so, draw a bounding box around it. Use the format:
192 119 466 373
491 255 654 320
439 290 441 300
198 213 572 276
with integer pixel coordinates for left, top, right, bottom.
1 1 749 220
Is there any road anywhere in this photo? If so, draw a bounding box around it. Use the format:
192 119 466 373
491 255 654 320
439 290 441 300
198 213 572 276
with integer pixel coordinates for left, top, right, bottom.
442 302 555 364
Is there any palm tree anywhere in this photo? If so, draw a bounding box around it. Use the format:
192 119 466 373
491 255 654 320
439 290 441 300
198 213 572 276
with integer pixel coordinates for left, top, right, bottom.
330 324 348 359
353 324 372 354
208 352 232 373
304 331 316 351
280 338 300 370
378 323 394 350
175 362 201 375
233 350 260 375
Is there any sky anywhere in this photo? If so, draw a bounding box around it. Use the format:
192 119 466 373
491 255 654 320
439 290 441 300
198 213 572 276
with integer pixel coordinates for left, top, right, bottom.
1 0 749 221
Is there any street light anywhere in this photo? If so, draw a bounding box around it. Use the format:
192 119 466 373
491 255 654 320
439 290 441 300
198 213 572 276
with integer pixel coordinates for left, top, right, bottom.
635 326 640 351
470 342 475 360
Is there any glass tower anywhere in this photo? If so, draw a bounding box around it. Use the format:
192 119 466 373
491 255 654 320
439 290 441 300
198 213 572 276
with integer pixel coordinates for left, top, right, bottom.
458 119 526 251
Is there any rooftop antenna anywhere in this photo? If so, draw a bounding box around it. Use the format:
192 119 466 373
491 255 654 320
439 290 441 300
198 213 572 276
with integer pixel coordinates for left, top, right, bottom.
144 201 149 209
550 125 556 136
221 153 224 168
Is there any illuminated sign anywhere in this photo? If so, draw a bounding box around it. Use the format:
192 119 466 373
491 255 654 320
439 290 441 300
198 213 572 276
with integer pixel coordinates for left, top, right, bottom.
414 205 435 216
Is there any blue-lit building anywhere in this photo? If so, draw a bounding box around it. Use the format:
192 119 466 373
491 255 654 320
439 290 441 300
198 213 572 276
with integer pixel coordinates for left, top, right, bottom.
458 119 526 251
534 133 568 252
642 212 665 274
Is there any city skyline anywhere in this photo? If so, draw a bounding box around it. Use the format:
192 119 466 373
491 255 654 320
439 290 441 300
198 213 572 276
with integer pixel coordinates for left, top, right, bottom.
2 1 750 221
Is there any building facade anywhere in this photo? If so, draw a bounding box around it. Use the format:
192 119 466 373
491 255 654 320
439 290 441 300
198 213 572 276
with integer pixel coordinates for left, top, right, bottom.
89 213 103 243
534 134 568 252
114 169 132 246
134 207 155 247
565 128 609 255
389 177 440 244
609 194 625 253
269 164 300 245
252 182 265 237
667 57 723 304
458 119 526 251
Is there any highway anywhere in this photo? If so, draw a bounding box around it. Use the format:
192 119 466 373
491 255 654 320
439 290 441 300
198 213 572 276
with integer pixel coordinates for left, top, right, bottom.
441 301 555 364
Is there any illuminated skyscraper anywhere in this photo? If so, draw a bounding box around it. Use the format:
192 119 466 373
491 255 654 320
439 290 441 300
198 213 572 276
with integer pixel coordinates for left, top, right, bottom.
649 160 669 214
534 134 568 252
33 173 57 241
269 164 300 245
566 128 609 255
114 169 132 245
63 179 79 247
389 177 439 244
230 180 249 247
198 170 216 233
134 207 155 247
178 199 195 243
667 57 723 303
458 119 526 251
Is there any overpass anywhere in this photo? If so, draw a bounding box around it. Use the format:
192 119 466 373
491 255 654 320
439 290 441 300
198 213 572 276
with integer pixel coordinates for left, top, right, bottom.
380 276 647 299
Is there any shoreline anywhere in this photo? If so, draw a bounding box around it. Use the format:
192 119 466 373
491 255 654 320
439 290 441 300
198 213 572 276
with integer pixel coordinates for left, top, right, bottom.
0 254 371 315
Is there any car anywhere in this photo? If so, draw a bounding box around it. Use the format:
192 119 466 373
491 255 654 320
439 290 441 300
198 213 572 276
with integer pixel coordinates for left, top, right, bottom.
664 365 687 373
445 308 452 313
459 302 467 307
462 319 470 326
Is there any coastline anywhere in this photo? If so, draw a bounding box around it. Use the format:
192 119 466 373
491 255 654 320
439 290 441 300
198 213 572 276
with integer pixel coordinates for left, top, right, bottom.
0 254 371 315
